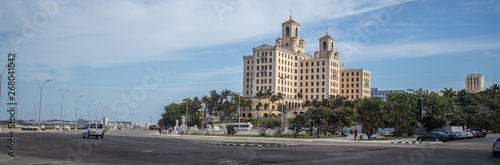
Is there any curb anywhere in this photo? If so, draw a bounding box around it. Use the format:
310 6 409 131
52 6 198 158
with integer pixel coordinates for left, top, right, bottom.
390 141 424 144
207 142 297 147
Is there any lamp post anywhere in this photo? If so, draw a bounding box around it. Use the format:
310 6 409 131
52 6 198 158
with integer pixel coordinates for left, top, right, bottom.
279 75 289 137
15 97 22 124
0 65 8 120
238 93 241 130
86 100 93 121
420 97 425 119
93 103 101 122
100 105 107 123
58 89 69 130
48 104 55 129
36 79 50 131
73 95 83 130
33 101 38 126
183 98 189 126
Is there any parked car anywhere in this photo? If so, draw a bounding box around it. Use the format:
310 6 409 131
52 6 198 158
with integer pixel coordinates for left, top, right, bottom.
493 136 500 157
417 132 448 142
431 130 451 141
149 125 160 130
455 131 468 139
463 131 474 139
472 128 487 138
82 122 105 139
447 131 460 140
468 129 481 138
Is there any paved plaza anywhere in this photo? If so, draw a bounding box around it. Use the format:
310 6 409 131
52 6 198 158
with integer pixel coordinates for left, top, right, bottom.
0 130 498 164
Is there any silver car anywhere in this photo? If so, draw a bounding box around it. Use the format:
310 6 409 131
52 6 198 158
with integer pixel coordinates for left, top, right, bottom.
493 136 500 157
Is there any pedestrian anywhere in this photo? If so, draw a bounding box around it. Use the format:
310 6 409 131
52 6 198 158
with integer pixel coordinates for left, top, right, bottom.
159 128 162 135
350 130 353 135
354 129 358 140
166 127 170 135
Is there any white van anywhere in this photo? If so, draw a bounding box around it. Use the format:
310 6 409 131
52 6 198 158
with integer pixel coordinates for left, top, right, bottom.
83 122 105 139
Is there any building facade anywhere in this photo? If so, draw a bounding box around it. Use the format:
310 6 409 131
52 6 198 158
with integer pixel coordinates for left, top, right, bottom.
242 16 371 118
465 73 484 93
371 88 414 101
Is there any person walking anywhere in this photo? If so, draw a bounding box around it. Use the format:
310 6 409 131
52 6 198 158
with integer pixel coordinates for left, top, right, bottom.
354 129 358 140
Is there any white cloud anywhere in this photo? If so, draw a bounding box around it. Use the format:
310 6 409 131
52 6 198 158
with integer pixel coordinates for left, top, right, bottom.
484 51 499 58
339 38 500 61
0 0 414 81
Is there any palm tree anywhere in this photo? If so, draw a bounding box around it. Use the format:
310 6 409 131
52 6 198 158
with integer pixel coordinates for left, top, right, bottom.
441 88 455 99
291 114 308 137
264 89 274 117
270 95 279 118
491 84 500 100
297 92 303 100
306 108 327 137
256 90 265 117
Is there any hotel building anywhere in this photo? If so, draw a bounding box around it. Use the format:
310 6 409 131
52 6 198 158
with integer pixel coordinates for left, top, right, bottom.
241 16 371 118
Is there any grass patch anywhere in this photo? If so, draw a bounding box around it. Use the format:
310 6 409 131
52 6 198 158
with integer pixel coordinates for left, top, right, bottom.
223 142 282 145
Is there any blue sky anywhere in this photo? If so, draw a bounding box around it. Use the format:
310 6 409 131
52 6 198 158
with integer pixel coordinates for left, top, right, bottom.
0 0 499 124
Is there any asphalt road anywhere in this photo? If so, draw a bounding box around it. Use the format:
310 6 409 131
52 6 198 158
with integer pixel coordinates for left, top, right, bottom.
0 130 499 164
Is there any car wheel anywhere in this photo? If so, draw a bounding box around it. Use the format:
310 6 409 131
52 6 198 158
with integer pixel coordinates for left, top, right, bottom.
83 135 85 138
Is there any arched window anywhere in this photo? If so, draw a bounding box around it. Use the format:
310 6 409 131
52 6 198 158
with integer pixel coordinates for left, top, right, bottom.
331 42 334 51
286 27 290 38
295 27 298 37
323 42 327 51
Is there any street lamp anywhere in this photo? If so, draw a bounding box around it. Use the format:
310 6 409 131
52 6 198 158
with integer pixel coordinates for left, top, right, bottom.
73 95 83 130
279 75 289 137
58 89 69 130
0 65 8 120
15 97 22 124
32 101 38 126
36 79 50 131
236 92 241 130
420 97 425 119
100 105 107 123
93 103 101 122
86 100 94 121
48 104 55 129
183 98 189 126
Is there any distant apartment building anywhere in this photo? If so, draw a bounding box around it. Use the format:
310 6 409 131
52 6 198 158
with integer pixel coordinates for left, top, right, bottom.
241 16 371 118
465 73 484 93
371 88 414 101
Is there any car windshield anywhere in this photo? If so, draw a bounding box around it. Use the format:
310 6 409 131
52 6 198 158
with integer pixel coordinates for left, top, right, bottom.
90 124 96 128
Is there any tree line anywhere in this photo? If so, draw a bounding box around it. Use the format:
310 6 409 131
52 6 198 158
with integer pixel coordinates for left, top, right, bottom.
159 84 500 139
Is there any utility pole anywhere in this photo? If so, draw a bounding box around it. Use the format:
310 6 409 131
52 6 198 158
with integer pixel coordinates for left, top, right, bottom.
86 100 94 121
37 79 50 131
73 95 83 130
58 89 69 131
49 104 55 129
279 75 289 137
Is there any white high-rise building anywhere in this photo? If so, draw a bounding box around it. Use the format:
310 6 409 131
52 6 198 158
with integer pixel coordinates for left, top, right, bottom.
241 16 371 118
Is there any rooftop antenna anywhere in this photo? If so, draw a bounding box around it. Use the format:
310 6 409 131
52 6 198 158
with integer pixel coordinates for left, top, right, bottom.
290 10 292 19
326 27 328 35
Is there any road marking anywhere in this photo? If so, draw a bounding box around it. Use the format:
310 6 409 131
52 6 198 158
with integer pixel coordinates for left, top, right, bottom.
142 150 153 153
